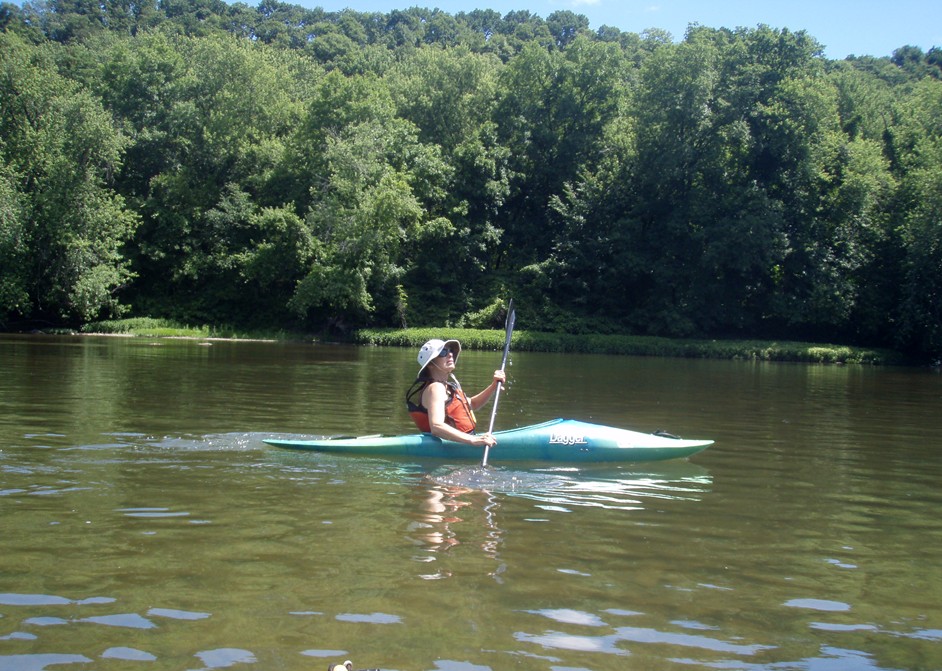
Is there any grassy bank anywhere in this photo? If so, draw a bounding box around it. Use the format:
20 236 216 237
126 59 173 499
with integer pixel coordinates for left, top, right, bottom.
356 328 906 365
78 318 905 364
80 317 298 341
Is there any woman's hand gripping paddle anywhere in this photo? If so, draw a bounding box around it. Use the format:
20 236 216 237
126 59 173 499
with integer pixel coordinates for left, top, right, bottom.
482 299 515 467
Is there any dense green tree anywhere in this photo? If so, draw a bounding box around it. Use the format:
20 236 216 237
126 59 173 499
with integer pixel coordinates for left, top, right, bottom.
530 25 899 342
0 33 138 323
624 35 727 334
495 38 626 267
829 61 897 141
546 10 589 49
166 184 314 324
501 9 552 52
158 0 229 35
0 164 29 319
282 70 454 327
1 2 46 42
291 121 451 326
456 8 500 38
280 69 388 212
893 79 942 356
927 47 942 78
92 31 317 321
2 0 941 358
386 46 509 322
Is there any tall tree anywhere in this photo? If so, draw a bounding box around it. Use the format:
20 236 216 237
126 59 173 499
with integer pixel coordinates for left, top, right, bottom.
546 10 589 49
893 78 942 356
287 71 454 327
94 31 317 321
495 38 626 267
0 33 139 323
386 46 509 321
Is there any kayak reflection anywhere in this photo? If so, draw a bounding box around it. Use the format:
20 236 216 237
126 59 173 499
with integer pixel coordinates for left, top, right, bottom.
406 462 711 580
430 462 712 511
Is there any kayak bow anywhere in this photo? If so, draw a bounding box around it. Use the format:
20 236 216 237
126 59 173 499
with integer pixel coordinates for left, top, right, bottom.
264 418 712 463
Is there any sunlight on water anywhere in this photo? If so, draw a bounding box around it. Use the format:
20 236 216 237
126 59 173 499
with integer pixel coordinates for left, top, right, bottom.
101 647 158 661
429 462 712 511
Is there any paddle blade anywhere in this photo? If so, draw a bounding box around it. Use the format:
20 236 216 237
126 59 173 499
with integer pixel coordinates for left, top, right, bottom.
500 300 515 366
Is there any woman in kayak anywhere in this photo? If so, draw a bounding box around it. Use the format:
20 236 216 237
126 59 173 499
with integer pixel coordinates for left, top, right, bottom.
406 339 506 448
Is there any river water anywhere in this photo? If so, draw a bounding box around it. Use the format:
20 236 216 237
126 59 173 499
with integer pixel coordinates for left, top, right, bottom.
1 334 940 671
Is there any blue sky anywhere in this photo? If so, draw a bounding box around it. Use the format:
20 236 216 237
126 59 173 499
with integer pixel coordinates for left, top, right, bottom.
299 0 940 59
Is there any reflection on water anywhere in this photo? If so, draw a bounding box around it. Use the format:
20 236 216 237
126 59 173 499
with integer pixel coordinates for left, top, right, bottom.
429 461 712 510
409 482 506 582
411 463 712 585
518 606 776 657
0 590 257 670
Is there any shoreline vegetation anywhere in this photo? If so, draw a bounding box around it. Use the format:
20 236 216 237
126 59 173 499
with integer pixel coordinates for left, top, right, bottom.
61 318 907 365
3 18 940 361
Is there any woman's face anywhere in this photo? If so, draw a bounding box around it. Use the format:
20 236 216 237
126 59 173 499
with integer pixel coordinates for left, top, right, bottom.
429 346 457 373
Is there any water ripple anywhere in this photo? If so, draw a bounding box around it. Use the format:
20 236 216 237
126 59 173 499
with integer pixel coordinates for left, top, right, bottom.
430 462 712 511
79 613 156 629
117 507 191 518
0 594 71 606
147 607 211 620
335 612 402 624
193 648 257 669
518 608 776 659
784 598 852 612
101 647 158 661
0 654 93 670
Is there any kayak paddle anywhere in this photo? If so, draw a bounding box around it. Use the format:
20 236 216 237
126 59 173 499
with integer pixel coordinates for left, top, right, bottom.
482 299 515 467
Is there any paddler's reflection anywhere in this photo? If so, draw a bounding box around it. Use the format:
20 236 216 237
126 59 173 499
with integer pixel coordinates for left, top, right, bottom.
408 482 505 580
416 484 471 551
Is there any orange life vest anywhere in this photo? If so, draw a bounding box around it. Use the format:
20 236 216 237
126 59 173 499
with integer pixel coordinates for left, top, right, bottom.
406 377 476 434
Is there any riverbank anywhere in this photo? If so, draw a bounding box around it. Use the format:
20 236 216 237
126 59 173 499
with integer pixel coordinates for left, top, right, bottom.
356 328 905 365
65 317 908 365
76 317 290 341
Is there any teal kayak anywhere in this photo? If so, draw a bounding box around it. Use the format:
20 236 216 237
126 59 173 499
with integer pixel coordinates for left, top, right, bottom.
264 418 713 463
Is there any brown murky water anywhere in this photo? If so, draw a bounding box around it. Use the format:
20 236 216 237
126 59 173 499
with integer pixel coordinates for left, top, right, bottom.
1 335 941 670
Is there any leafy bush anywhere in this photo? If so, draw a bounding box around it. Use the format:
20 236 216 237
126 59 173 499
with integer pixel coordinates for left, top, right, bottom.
82 318 210 337
355 328 904 364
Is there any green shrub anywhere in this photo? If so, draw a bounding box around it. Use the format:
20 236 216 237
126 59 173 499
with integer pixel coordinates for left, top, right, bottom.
354 328 903 364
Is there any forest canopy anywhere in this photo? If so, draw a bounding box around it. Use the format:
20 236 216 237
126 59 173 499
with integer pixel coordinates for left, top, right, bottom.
1 1 940 359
